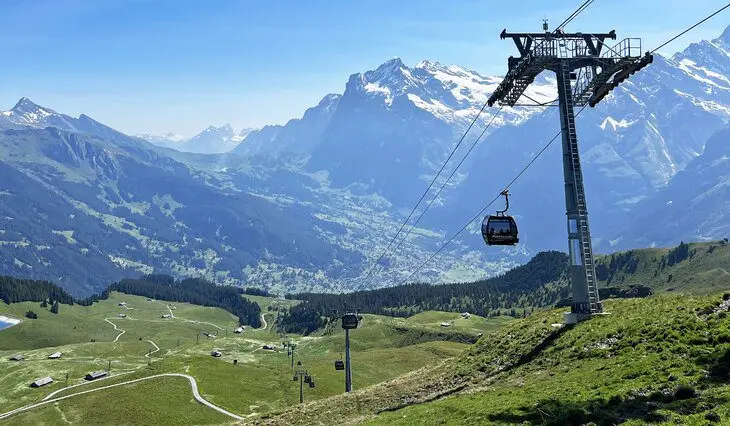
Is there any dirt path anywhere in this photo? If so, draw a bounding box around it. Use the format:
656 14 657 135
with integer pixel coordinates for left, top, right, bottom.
41 371 134 402
0 373 243 421
104 318 126 343
145 340 160 358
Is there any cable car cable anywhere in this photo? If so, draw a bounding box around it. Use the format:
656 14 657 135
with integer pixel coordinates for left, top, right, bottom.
650 2 730 53
556 0 596 31
399 104 589 285
366 106 504 287
357 100 492 289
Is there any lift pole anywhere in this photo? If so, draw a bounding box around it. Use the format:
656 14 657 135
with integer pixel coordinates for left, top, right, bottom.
487 23 652 323
344 328 352 393
292 368 315 404
335 309 361 392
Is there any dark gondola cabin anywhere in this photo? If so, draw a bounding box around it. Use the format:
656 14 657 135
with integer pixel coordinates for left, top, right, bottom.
334 360 345 371
482 190 519 246
482 215 519 246
341 313 359 330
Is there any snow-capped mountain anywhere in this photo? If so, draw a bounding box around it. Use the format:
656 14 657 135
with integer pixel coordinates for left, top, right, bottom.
175 124 244 154
0 97 154 149
141 127 253 153
136 132 186 149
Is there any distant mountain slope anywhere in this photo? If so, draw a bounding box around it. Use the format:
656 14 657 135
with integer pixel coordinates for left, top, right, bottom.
0 124 360 296
604 124 730 250
177 124 242 154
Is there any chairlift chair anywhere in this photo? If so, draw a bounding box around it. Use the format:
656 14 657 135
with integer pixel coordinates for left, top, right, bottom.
482 190 519 246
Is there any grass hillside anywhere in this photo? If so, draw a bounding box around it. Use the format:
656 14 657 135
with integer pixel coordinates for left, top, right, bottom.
256 292 730 425
0 292 498 424
596 240 730 295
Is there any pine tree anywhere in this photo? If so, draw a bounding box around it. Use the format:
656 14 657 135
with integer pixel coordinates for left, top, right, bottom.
51 301 59 314
41 299 48 308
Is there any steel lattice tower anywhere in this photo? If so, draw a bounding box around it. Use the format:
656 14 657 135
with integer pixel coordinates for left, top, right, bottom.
487 25 653 323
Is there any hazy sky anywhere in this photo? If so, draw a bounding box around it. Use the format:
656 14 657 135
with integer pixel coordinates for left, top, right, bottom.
0 0 726 137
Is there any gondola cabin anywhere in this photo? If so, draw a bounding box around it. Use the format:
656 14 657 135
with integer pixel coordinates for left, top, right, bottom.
341 313 359 330
482 214 519 246
334 360 345 371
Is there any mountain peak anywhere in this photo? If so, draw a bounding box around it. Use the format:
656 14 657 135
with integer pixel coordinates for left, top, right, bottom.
721 24 730 42
11 97 55 114
380 57 404 69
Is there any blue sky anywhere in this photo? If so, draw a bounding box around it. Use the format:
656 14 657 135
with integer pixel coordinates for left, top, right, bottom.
0 0 726 136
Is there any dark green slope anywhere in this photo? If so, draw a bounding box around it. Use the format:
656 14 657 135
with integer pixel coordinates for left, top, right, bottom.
0 127 361 296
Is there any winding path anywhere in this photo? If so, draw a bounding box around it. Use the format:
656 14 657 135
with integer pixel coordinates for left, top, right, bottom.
0 374 243 421
145 340 160 358
259 313 268 330
158 301 225 331
104 318 126 343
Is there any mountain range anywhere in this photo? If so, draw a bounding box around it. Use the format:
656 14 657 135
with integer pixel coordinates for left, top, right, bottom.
1 26 729 296
136 125 253 154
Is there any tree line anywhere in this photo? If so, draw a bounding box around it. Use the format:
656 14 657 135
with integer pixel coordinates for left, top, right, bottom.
280 251 571 334
0 275 75 305
81 274 262 327
2 273 262 328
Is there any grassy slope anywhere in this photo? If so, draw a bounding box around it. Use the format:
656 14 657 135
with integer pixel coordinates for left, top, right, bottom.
596 240 730 295
0 292 498 424
256 293 730 426
5 376 232 426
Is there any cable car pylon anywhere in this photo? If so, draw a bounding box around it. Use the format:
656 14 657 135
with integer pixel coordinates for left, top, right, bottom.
487 20 653 324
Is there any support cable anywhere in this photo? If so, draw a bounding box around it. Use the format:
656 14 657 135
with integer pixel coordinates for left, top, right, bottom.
357 100 491 288
366 107 504 287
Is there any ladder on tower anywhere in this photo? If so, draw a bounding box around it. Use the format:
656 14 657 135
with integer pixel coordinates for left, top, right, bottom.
559 61 601 314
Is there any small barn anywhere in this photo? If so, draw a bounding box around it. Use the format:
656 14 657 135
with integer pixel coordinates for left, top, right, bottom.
10 354 24 361
48 352 62 359
118 302 126 307
262 344 276 351
234 327 243 334
440 322 452 327
118 313 127 318
161 314 171 319
211 350 222 357
460 312 471 319
85 371 108 381
30 377 53 388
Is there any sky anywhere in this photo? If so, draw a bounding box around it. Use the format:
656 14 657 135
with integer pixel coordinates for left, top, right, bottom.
0 0 727 137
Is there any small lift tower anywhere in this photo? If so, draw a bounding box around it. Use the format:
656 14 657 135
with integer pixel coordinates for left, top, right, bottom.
487 23 653 323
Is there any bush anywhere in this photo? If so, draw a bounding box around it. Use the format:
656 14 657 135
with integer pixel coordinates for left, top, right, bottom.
673 385 697 400
25 310 38 319
705 411 721 423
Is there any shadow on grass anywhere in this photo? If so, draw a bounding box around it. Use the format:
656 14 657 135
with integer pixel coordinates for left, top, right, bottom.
486 392 729 426
698 346 730 383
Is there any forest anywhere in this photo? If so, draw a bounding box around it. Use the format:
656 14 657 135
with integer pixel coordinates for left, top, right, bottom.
0 275 75 305
280 251 571 333
83 274 262 327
